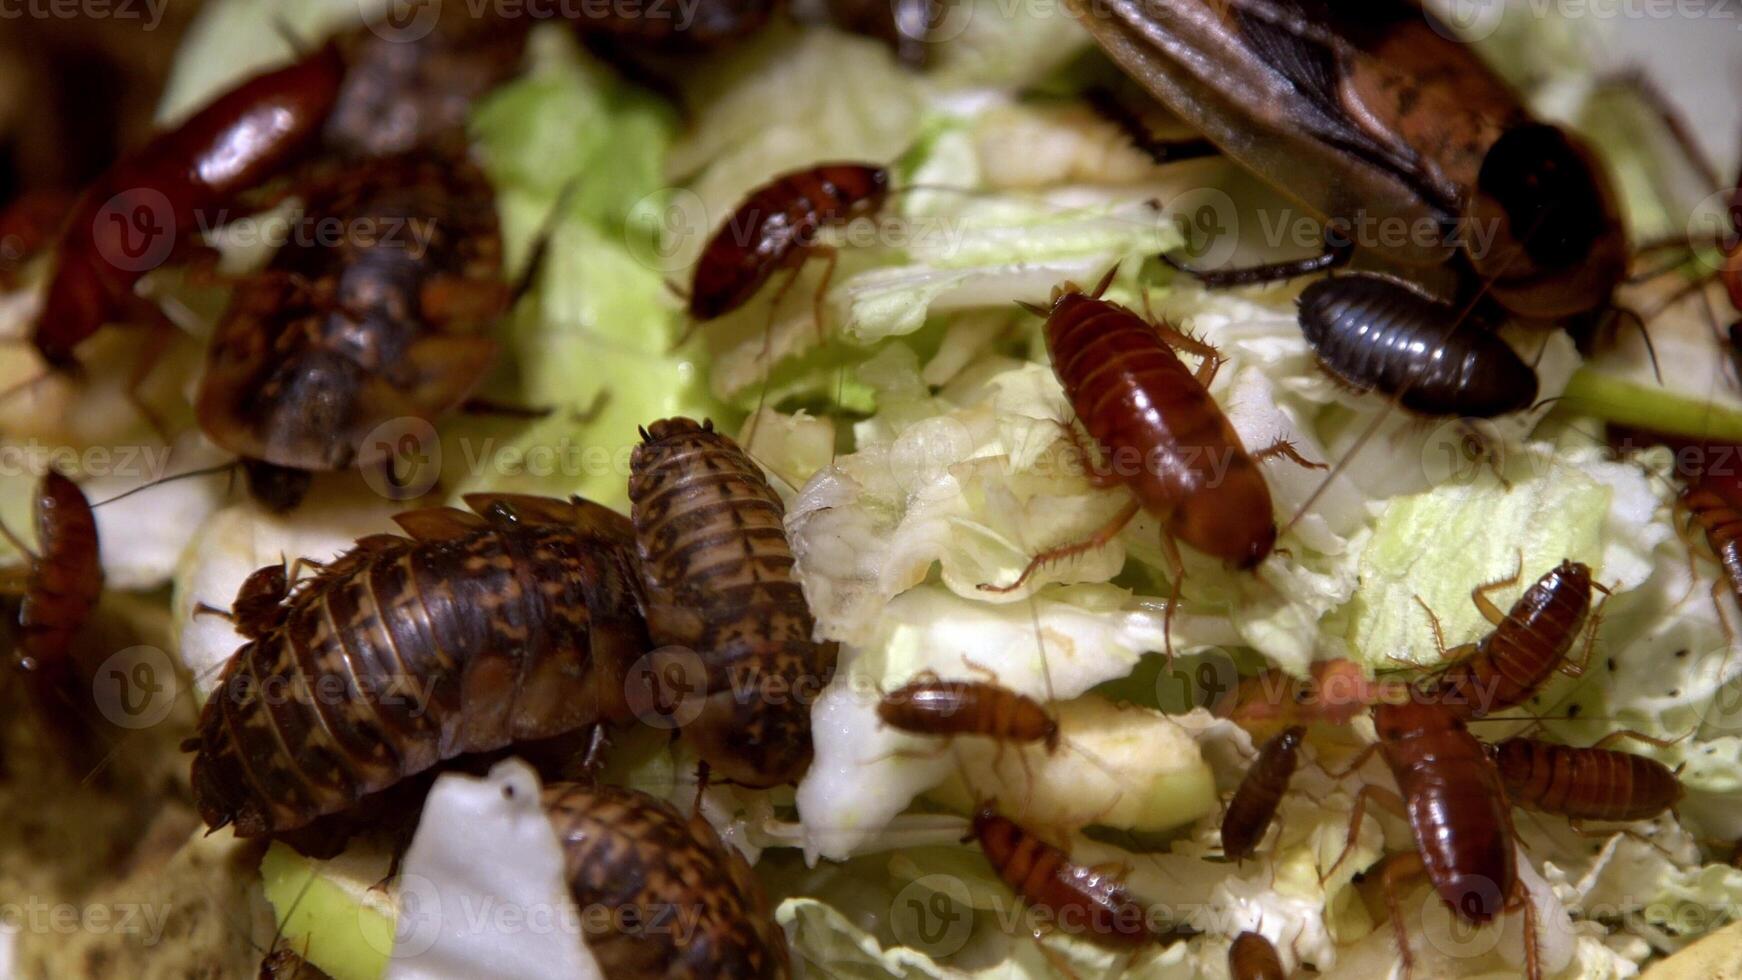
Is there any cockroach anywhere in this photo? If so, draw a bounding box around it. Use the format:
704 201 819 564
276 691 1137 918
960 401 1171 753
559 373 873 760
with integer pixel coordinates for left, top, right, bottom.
1417 560 1595 719
31 42 345 368
627 417 839 787
0 469 103 758
188 493 650 840
970 805 1175 947
322 12 530 159
876 674 1060 752
1339 695 1537 978
684 163 890 332
1073 0 1627 327
1492 735 1683 824
979 270 1312 630
543 780 791 979
1221 725 1304 862
1296 273 1539 418
1228 930 1287 980
1676 480 1742 639
1217 658 1390 740
194 151 507 510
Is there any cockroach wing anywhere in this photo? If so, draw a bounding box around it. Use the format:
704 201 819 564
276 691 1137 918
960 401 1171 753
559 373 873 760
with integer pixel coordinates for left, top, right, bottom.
1067 0 1497 268
344 334 499 467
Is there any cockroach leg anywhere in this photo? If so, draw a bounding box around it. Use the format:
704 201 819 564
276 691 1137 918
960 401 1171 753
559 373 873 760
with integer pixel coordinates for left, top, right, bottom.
1084 86 1220 165
977 499 1143 596
1377 851 1427 977
809 245 840 343
1056 420 1124 490
1324 783 1405 884
1250 438 1327 470
458 397 553 419
1160 233 1353 289
1470 552 1527 627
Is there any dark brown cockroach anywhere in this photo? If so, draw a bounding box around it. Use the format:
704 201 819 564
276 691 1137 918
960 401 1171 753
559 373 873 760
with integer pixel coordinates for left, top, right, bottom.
1338 695 1537 979
627 417 839 787
876 674 1060 752
322 12 531 159
188 493 650 840
1492 736 1683 824
1 469 103 757
1417 560 1595 719
980 270 1311 640
685 163 890 332
194 151 506 511
1073 0 1627 328
971 805 1175 948
31 42 345 369
1221 726 1304 862
544 781 791 979
1228 930 1287 980
1296 273 1539 418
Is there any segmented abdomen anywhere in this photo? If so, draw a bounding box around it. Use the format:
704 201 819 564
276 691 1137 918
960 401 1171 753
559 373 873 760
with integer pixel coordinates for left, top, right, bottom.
16 471 103 670
688 164 888 320
1493 738 1681 822
191 497 649 837
1430 560 1592 718
1221 726 1303 861
1046 292 1273 567
1375 698 1516 924
972 807 1156 947
196 151 502 473
628 418 837 786
544 781 790 979
1684 486 1742 612
1297 273 1538 418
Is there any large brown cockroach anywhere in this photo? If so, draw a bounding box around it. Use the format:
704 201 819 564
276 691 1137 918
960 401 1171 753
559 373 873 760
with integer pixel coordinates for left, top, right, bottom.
627 417 839 787
1228 930 1288 980
1417 559 1596 719
1 469 103 759
980 270 1315 651
684 163 890 334
1220 725 1304 862
1337 695 1538 979
31 42 345 369
194 151 508 511
1073 0 1627 331
970 804 1178 948
188 493 650 840
543 780 791 979
1295 273 1539 418
1492 735 1683 825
